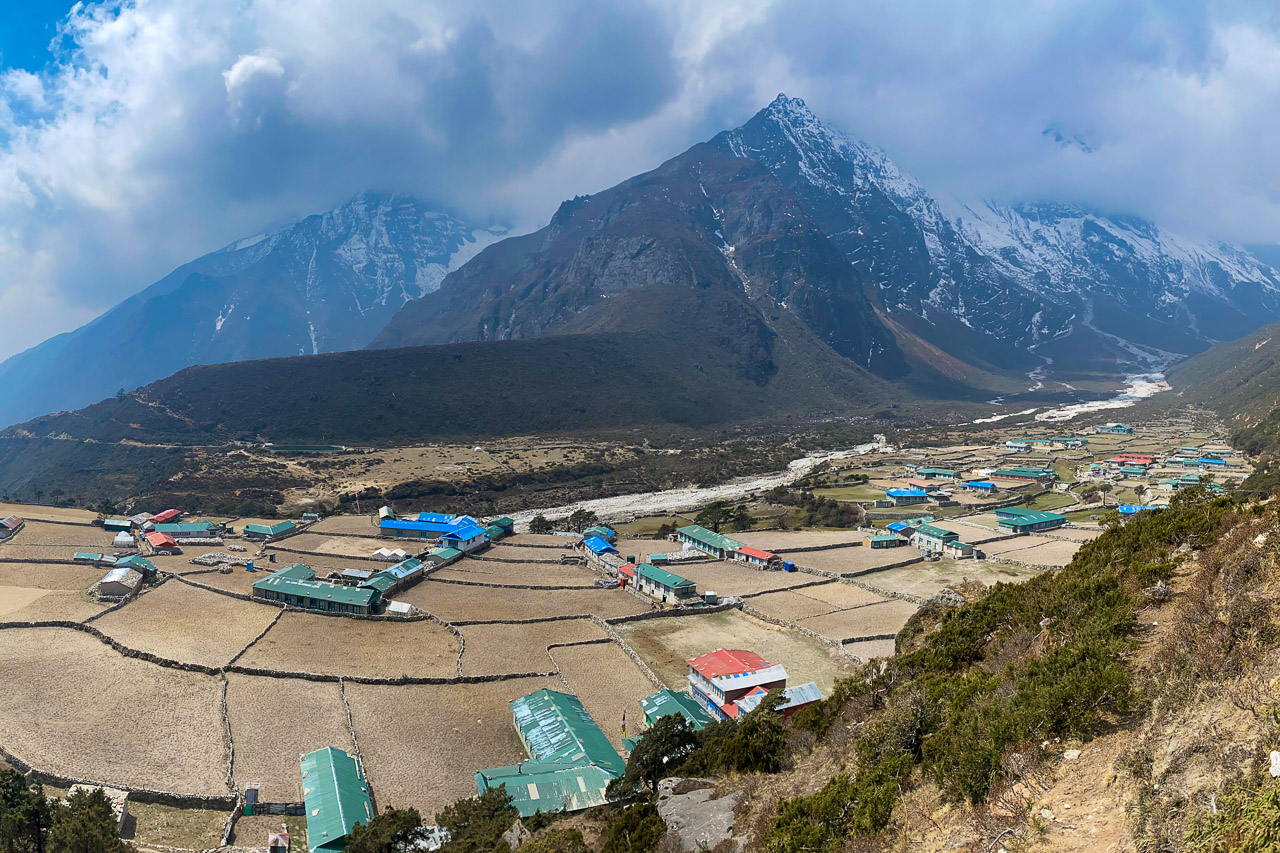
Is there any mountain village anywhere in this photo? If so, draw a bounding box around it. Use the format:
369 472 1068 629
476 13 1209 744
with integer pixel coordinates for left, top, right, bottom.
0 406 1246 852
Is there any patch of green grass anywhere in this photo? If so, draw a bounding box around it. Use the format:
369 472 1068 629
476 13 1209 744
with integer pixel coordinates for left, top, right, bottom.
126 802 228 849
811 484 883 502
1025 492 1077 510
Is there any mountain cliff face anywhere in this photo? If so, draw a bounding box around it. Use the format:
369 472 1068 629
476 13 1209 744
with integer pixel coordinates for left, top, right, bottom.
717 95 1280 374
0 193 503 428
371 141 910 380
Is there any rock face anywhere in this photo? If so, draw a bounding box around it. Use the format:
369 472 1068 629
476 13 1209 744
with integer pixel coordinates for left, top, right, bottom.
715 95 1280 374
656 778 743 853
370 141 909 381
0 192 503 428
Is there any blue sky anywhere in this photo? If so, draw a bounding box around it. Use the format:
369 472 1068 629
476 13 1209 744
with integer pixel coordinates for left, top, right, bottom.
0 0 71 71
1 0 1279 363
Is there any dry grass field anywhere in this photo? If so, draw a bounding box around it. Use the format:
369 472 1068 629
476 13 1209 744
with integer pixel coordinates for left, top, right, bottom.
180 568 260 595
1044 527 1102 542
1 521 104 546
975 535 1057 556
459 619 608 675
734 530 867 550
431 558 598 587
0 503 99 524
0 586 51 617
236 612 459 678
784 547 920 575
793 598 921 641
345 676 561 817
0 563 103 590
93 582 280 668
398 581 648 622
992 540 1079 567
614 610 859 695
307 516 381 535
225 674 354 801
0 590 108 622
862 560 1038 599
127 801 229 850
746 584 889 622
270 534 379 558
485 544 578 561
551 642 657 750
0 627 228 795
613 538 678 555
842 638 897 661
655 561 817 596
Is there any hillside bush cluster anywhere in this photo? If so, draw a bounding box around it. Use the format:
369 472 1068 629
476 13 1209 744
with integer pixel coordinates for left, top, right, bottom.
0 772 131 853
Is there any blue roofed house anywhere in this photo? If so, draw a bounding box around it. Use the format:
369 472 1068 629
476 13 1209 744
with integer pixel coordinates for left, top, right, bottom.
885 488 929 506
582 536 618 556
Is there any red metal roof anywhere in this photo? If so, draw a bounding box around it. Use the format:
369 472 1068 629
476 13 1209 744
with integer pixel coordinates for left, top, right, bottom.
144 531 177 548
149 509 181 524
733 546 777 561
686 648 774 679
0 515 23 530
618 563 637 579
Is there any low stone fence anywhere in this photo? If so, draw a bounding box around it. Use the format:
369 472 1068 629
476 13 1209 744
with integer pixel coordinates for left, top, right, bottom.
589 618 666 691
774 541 865 555
427 576 599 591
739 603 841 648
468 553 568 564
266 544 380 562
603 601 739 625
0 743 235 810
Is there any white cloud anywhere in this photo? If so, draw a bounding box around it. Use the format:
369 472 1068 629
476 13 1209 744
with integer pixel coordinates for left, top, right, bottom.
1 0 1280 365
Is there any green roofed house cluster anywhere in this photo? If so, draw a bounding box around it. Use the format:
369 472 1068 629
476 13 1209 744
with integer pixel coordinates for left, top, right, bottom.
252 564 381 614
475 689 626 817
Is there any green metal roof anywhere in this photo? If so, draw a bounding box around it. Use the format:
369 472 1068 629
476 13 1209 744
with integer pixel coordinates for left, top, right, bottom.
997 510 1066 526
917 468 957 476
359 573 396 594
868 534 901 542
244 520 296 536
300 747 373 853
429 547 462 561
510 690 625 775
474 762 618 818
153 521 216 533
638 688 712 730
254 564 378 607
676 524 744 553
992 467 1055 478
913 523 958 541
637 562 695 591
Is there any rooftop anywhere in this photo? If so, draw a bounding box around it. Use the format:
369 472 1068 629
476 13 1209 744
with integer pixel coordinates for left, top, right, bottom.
299 747 373 853
687 648 773 679
676 524 745 552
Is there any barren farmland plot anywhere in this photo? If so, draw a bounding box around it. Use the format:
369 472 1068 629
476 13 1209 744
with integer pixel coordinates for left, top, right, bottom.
236 612 459 678
746 584 889 622
552 642 656 750
864 560 1038 599
270 533 376 558
225 674 354 801
0 627 227 795
613 538 678 555
0 503 99 524
0 586 50 617
502 533 584 547
995 540 1079 567
345 677 560 817
485 544 578 561
781 547 919 575
794 598 920 641
926 521 1013 544
92 582 280 668
4 590 108 622
307 516 381 535
614 610 859 695
178 569 260 595
398 581 648 622
127 802 229 850
460 619 608 675
978 535 1057 556
0 563 103 590
734 530 867 550
432 558 598 587
842 638 897 661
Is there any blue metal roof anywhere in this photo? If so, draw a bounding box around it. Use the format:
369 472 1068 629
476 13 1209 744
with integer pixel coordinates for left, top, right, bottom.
886 489 927 498
416 512 457 524
441 522 486 541
583 536 617 555
886 521 909 532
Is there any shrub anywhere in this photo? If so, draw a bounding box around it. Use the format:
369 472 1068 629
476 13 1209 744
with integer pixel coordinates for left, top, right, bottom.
600 803 665 853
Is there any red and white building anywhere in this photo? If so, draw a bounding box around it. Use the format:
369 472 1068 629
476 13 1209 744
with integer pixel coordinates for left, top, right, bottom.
730 546 781 569
0 515 24 541
685 648 822 720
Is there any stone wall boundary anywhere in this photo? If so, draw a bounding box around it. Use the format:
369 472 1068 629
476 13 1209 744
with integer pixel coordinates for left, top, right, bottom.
586 619 665 691
226 608 285 667
427 576 599 591
0 743 235 809
738 603 841 648
338 678 376 815
468 553 567 565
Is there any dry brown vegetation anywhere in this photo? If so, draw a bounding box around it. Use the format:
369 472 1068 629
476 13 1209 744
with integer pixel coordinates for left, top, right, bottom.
746 584 888 622
484 544 578 561
92 581 279 668
791 597 920 640
397 581 648 621
345 676 560 817
784 547 921 574
734 530 867 550
551 642 657 750
236 612 459 678
459 619 607 675
0 627 228 795
225 674 354 801
307 516 381 535
431 558 599 587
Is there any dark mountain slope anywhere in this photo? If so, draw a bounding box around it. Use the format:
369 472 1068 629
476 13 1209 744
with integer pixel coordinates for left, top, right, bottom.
3 281 899 447
371 142 909 380
1166 322 1280 427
